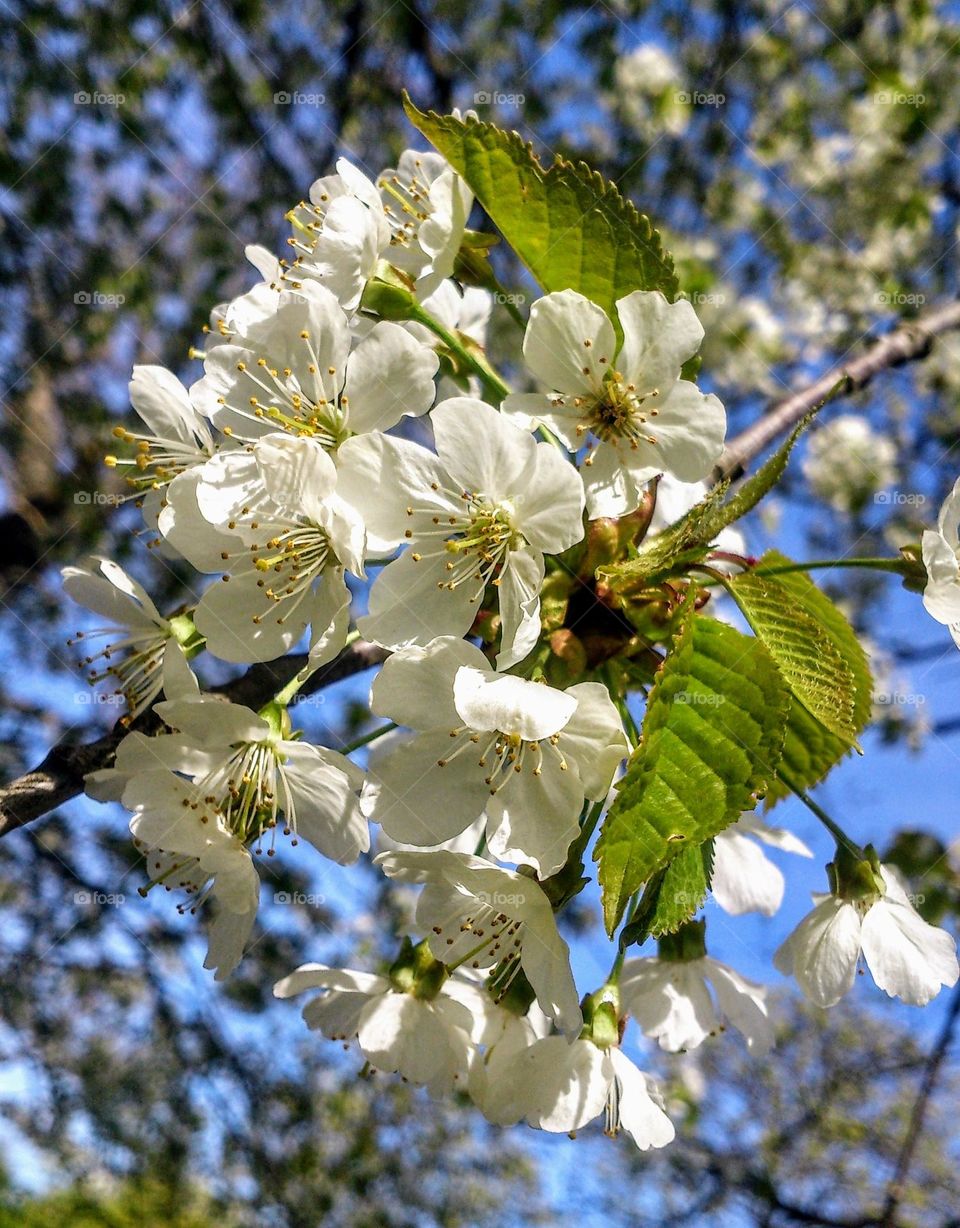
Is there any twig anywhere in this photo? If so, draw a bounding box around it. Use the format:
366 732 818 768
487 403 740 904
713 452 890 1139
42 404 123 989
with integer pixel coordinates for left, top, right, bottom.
877 980 960 1228
714 300 960 481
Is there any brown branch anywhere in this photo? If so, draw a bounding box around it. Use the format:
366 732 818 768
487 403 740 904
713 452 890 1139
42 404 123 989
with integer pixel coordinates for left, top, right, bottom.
714 300 960 481
0 639 388 840
877 979 960 1228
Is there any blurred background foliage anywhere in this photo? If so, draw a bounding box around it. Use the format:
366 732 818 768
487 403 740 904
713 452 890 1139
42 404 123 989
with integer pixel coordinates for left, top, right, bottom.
2 0 960 1223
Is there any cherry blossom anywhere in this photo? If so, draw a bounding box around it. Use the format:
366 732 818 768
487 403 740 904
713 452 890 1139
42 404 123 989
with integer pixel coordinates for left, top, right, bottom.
337 397 585 668
363 636 627 875
503 288 726 518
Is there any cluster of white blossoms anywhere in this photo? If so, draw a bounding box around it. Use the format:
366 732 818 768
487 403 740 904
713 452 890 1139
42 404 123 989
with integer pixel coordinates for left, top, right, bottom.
801 414 897 513
66 142 959 1151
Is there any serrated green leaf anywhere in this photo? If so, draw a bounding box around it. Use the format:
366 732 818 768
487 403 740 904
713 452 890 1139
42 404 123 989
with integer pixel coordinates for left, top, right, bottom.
727 551 870 746
710 414 814 535
763 699 852 808
404 97 678 335
757 555 873 806
599 416 813 592
595 612 789 933
649 841 714 938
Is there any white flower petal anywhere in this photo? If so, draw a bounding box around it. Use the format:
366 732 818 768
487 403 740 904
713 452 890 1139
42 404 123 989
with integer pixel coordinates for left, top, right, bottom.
432 398 538 499
615 291 704 391
522 290 616 394
370 636 489 730
494 549 544 671
711 828 785 916
557 682 628 799
861 896 959 1005
363 730 491 846
773 896 862 1007
607 1048 675 1150
344 321 438 434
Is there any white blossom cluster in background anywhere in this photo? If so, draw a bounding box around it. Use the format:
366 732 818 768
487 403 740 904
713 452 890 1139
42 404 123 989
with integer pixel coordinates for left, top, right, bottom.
801 414 898 513
65 144 959 1151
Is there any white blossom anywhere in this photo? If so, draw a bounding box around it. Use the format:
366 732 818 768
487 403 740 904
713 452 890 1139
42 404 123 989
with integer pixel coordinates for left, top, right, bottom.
274 960 487 1097
192 280 438 448
478 1033 675 1150
774 864 959 1007
107 366 216 532
63 557 197 719
621 954 773 1053
503 289 726 518
89 694 368 864
285 152 472 309
362 637 627 875
182 432 365 664
337 397 585 668
375 849 582 1033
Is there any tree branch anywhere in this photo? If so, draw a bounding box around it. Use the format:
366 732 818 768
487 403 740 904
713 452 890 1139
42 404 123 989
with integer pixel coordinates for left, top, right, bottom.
0 639 388 840
877 979 960 1228
714 300 960 481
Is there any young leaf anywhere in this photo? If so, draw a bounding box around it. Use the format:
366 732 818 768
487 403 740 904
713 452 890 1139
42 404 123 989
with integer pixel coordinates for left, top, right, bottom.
650 840 714 938
595 612 789 933
756 557 874 806
726 551 872 747
403 96 678 334
710 414 814 533
764 699 852 808
599 415 814 592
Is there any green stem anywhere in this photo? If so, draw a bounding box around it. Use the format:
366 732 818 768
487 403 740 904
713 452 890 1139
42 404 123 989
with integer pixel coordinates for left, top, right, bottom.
273 630 360 706
751 557 909 578
408 303 511 401
339 721 399 756
608 892 643 981
777 768 865 857
579 798 606 845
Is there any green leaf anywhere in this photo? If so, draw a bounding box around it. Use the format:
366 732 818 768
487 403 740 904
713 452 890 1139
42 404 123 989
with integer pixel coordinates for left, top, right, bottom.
650 840 714 938
595 612 789 933
599 416 813 592
599 480 730 592
754 555 873 807
403 97 678 335
726 551 871 746
764 700 851 808
710 414 814 534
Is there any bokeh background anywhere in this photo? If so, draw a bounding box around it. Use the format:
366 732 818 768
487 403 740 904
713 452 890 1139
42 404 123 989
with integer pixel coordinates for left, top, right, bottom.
2 1 960 1223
